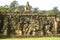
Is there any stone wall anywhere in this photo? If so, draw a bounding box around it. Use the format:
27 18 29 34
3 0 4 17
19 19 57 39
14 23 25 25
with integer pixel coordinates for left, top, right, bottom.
0 12 60 37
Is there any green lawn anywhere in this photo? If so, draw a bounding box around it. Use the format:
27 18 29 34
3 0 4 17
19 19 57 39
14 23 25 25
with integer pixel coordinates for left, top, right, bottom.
0 37 60 40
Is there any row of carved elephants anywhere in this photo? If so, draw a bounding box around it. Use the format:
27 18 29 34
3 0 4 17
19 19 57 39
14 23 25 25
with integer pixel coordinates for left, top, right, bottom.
0 14 60 36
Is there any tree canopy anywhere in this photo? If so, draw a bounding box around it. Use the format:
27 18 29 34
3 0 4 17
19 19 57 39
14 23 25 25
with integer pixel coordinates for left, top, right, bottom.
0 0 60 14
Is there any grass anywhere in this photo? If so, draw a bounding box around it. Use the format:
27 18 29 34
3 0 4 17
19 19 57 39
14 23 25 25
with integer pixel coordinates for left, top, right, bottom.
0 37 60 40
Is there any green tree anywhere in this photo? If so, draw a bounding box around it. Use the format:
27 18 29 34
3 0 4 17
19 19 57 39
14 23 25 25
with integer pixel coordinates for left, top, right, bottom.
32 7 39 13
0 6 10 12
39 10 46 14
9 0 19 12
4 5 9 8
14 5 24 12
52 7 59 14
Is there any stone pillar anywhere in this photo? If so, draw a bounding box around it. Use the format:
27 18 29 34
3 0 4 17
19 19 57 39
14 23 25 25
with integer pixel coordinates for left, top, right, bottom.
54 18 58 35
39 17 43 36
3 17 8 35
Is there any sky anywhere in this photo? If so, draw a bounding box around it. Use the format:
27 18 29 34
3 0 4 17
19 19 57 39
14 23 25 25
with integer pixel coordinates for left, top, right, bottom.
0 0 60 10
